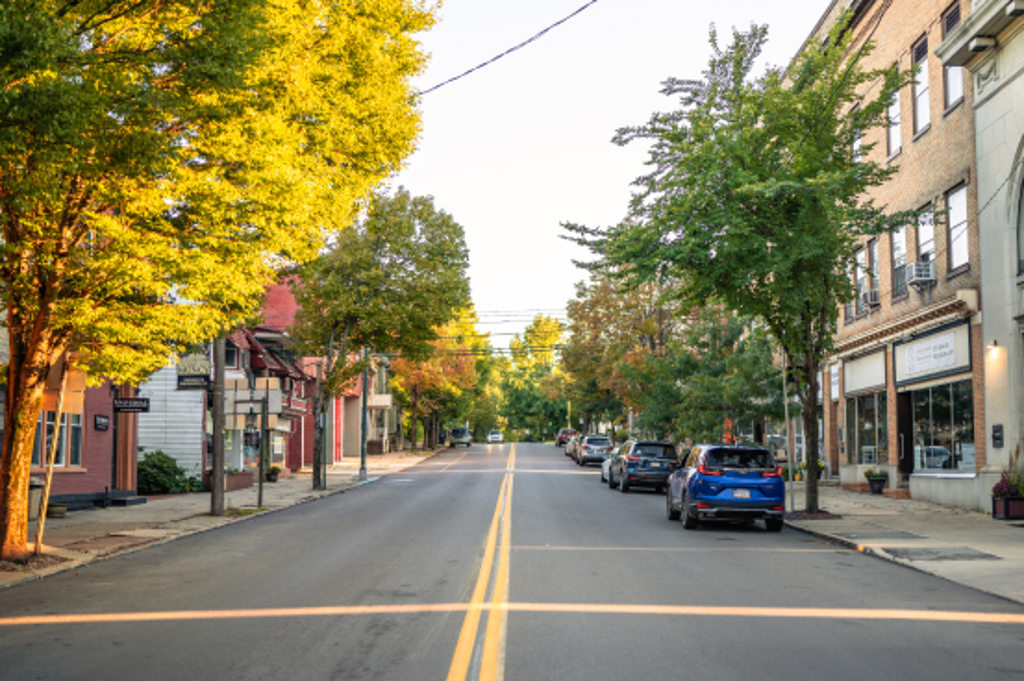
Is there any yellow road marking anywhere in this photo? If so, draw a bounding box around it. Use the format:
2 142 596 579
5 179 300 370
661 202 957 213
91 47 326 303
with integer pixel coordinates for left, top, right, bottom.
512 545 854 554
441 449 473 471
445 472 508 681
5 603 1024 627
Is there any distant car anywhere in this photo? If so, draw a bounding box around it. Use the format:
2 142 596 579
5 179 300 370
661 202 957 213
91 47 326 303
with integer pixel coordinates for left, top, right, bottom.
666 443 784 532
556 428 577 447
564 434 580 458
449 427 472 447
608 440 676 493
487 430 503 444
575 435 614 466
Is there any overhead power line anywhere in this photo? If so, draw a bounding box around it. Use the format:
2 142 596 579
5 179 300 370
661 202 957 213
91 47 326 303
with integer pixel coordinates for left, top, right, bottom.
416 0 601 96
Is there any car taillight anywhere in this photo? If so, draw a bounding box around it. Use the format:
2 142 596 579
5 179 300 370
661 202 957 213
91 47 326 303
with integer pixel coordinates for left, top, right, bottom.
697 463 722 476
762 467 782 477
626 454 641 462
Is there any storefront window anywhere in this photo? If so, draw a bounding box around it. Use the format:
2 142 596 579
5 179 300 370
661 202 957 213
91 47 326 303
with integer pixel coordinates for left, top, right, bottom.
912 379 973 471
846 390 888 464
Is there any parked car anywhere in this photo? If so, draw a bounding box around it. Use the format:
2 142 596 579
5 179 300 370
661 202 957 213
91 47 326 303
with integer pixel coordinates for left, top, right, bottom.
600 445 619 483
607 440 676 493
556 428 577 447
449 427 472 447
575 435 614 466
564 434 580 458
487 430 503 444
666 443 784 532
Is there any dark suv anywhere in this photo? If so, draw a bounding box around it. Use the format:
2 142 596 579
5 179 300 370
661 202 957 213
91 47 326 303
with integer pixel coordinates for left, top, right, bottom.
666 443 784 531
608 440 676 493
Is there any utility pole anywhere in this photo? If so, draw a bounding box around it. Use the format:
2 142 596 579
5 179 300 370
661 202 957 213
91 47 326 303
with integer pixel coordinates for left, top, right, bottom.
359 348 368 482
257 394 267 508
211 338 225 516
313 362 322 490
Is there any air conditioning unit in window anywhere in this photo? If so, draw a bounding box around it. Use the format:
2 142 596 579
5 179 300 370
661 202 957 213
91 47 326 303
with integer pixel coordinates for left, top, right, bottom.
859 289 880 307
906 261 935 287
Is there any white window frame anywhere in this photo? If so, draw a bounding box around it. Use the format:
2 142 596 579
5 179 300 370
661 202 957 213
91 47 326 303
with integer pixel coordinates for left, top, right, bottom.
918 206 935 264
887 90 901 157
913 37 930 135
947 184 968 270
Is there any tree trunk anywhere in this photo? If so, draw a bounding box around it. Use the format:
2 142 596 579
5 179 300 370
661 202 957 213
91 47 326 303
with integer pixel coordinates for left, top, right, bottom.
801 356 821 514
1 320 66 561
409 388 419 450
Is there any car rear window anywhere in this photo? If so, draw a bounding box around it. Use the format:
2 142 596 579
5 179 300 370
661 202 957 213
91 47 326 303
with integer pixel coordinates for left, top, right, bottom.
705 448 774 469
634 444 675 458
586 437 611 446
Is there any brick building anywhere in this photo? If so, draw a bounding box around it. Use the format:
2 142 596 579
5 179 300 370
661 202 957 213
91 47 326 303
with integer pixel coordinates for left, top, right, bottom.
810 0 987 508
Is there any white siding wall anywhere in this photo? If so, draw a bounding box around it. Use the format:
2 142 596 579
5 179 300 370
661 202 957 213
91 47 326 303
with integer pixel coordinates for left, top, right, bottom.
137 364 207 476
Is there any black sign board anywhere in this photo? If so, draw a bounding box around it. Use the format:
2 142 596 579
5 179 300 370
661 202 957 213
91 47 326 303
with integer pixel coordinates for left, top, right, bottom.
113 397 150 413
94 414 110 431
177 374 210 389
993 424 1004 449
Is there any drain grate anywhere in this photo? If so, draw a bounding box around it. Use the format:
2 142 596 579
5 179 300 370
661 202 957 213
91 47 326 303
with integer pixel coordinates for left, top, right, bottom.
884 546 1000 561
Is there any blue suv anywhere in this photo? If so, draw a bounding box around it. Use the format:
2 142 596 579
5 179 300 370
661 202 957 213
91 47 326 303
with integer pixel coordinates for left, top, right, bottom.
666 444 785 532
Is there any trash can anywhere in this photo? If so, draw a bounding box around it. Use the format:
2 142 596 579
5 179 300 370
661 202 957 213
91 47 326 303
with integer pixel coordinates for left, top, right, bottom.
28 477 44 521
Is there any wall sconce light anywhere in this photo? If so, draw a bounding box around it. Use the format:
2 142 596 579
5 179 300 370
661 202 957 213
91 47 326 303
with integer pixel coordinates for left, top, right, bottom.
987 339 999 350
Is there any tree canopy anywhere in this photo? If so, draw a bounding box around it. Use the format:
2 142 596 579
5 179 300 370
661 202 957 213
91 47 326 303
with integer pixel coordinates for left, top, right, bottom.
0 0 434 560
565 17 908 511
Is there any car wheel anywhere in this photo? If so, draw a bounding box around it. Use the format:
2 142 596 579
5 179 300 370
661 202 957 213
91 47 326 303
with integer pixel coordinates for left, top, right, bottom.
618 474 630 493
765 518 783 532
666 492 680 520
682 498 698 529
608 469 616 489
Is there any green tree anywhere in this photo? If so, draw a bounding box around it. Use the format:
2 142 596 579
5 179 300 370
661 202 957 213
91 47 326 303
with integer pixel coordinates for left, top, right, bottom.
566 18 907 511
0 0 433 559
501 315 566 441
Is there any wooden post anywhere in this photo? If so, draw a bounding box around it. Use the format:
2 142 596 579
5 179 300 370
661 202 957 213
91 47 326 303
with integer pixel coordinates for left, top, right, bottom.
34 363 69 555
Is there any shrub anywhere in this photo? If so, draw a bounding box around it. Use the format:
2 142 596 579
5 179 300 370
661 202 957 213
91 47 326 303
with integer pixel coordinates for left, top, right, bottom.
137 450 193 495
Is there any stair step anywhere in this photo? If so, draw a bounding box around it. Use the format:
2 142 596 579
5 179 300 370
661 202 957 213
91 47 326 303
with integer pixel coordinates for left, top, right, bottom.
111 496 147 507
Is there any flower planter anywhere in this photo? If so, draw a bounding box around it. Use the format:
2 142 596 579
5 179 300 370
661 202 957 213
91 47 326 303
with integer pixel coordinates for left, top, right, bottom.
867 477 887 495
265 471 279 483
992 497 1024 520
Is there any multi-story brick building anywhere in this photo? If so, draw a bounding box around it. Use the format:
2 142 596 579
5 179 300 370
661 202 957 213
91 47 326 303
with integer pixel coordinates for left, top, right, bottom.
938 0 1024 502
810 0 987 508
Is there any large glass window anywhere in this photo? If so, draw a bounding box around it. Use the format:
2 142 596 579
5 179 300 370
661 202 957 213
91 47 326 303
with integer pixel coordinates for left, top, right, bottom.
845 390 888 465
892 225 908 296
913 37 930 134
947 184 968 270
912 379 974 471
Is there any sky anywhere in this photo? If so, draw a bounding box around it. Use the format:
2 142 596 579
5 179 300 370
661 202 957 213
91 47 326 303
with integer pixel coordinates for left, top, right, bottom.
391 0 830 348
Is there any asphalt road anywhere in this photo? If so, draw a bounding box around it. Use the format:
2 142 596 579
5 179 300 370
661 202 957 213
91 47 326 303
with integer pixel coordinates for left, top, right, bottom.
2 443 1023 681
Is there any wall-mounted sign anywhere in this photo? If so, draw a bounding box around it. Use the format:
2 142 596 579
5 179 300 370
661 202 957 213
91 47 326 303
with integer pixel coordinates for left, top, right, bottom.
177 350 211 389
113 397 150 413
894 322 971 386
94 414 110 431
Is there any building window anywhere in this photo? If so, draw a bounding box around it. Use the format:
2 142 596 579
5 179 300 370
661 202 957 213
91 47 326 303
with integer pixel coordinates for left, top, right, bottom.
845 390 888 465
1018 178 1024 275
918 206 935 263
31 412 82 468
892 225 908 296
887 89 901 157
225 344 238 368
868 239 879 298
912 378 974 471
844 262 855 322
912 36 930 134
946 184 968 270
855 248 868 314
942 3 964 109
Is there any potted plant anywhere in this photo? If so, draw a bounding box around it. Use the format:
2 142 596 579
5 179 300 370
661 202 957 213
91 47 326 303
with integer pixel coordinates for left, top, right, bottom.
864 467 888 494
800 459 825 480
265 465 281 483
991 471 1024 519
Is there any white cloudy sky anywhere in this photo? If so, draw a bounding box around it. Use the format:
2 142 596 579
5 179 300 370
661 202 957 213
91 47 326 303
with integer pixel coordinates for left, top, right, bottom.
391 0 829 347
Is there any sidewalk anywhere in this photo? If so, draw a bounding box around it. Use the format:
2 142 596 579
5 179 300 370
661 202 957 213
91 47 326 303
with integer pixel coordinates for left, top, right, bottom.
0 450 438 590
784 481 1024 605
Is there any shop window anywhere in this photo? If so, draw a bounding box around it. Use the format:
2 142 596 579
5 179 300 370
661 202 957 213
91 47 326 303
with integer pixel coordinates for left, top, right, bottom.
845 390 888 465
912 378 974 471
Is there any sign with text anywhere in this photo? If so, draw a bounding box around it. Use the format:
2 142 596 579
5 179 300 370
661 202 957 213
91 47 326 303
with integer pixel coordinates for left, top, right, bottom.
113 397 150 413
894 323 971 386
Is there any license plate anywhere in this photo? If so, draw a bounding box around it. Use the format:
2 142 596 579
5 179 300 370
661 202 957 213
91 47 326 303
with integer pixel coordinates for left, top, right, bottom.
649 461 662 468
733 488 750 499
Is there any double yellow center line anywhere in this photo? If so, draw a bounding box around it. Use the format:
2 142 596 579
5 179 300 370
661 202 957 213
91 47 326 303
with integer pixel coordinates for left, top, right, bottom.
446 446 516 681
